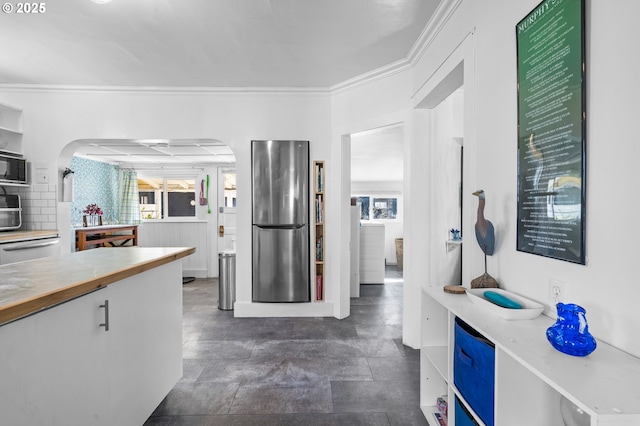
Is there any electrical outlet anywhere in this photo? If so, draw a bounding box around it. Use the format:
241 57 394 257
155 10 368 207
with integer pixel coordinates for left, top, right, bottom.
548 278 568 307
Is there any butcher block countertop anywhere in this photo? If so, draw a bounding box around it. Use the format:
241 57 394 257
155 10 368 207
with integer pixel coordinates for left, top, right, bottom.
0 229 59 243
0 246 195 326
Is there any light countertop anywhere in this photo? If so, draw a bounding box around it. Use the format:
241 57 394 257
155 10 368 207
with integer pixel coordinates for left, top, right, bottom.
0 246 195 326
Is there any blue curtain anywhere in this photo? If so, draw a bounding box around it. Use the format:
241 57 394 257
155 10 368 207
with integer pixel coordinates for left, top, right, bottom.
119 170 141 224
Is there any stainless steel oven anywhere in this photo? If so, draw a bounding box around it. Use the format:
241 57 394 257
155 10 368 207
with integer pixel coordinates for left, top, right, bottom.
0 194 21 231
0 236 60 265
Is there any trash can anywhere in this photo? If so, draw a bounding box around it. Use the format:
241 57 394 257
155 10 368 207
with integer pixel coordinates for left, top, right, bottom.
218 250 236 310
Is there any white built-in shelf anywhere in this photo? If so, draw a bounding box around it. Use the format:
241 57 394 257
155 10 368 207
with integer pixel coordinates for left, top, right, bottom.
421 286 640 425
313 161 325 302
0 126 22 136
422 345 448 380
0 102 23 154
445 239 462 253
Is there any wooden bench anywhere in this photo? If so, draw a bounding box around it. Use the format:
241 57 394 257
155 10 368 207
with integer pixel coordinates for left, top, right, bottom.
76 225 138 251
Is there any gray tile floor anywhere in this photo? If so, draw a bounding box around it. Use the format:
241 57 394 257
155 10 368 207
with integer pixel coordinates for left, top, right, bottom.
145 266 428 426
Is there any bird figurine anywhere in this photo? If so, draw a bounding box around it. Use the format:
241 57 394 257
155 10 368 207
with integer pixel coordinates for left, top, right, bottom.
471 189 498 289
472 190 495 255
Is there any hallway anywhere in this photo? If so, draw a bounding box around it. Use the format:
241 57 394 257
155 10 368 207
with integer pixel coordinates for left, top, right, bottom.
145 266 427 425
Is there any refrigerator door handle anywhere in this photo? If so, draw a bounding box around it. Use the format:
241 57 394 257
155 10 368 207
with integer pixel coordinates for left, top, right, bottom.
255 224 306 230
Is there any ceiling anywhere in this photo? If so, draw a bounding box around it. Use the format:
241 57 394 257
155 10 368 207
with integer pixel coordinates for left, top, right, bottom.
351 125 404 183
0 0 440 88
74 138 235 167
3 0 431 176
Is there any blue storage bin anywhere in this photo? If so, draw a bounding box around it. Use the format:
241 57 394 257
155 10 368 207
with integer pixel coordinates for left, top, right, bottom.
455 396 480 426
454 317 495 426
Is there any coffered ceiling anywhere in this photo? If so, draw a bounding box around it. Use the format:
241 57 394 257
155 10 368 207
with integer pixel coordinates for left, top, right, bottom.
73 138 234 166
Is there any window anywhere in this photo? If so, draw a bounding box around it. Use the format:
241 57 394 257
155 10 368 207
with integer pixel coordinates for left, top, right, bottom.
138 177 196 219
223 172 236 208
352 195 398 220
372 198 397 219
356 196 370 220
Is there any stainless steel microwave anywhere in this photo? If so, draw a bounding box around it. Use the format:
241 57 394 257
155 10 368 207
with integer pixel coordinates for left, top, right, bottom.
0 152 27 185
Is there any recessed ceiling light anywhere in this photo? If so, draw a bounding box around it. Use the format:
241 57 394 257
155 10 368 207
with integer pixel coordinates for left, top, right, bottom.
91 0 112 4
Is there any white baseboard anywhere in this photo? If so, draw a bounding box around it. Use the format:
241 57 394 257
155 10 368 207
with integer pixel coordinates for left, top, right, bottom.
234 301 335 318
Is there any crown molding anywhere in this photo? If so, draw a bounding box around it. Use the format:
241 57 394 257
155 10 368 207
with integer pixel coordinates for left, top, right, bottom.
407 0 464 66
0 0 461 96
330 59 413 94
0 83 331 96
330 0 463 94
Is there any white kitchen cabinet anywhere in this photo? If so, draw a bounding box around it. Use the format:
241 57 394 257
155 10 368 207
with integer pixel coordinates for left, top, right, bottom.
107 261 183 426
0 287 109 425
0 260 183 425
421 287 640 426
0 101 23 154
359 223 385 284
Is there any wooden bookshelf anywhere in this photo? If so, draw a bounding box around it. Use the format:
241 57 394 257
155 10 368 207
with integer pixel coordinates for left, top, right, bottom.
313 161 325 301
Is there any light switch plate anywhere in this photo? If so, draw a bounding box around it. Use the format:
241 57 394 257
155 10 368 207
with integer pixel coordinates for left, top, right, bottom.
36 170 48 184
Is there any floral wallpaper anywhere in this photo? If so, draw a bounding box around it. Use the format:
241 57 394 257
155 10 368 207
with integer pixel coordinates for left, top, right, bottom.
70 156 119 226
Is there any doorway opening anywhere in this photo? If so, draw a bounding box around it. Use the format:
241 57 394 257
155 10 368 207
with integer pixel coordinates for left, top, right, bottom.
349 124 405 298
58 138 236 279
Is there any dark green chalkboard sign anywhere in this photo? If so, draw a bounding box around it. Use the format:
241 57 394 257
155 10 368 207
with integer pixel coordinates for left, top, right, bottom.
516 0 586 264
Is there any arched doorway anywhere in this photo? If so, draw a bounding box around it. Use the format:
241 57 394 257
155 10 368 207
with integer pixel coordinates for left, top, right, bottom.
58 138 236 278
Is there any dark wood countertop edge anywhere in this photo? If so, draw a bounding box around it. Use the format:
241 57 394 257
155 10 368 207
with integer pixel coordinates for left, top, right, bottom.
0 247 196 326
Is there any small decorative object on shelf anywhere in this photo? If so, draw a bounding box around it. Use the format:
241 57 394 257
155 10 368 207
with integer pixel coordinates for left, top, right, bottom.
436 395 448 419
450 228 461 241
83 203 104 227
546 303 597 357
471 190 499 288
443 285 466 294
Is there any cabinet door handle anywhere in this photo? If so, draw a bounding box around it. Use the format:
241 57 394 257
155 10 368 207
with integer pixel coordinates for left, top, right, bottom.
99 300 110 331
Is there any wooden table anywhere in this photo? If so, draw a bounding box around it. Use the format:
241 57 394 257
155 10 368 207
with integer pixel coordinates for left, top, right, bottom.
75 224 138 251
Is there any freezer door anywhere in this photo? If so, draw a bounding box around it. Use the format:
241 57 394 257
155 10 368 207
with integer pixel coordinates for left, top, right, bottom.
252 140 309 226
252 225 310 302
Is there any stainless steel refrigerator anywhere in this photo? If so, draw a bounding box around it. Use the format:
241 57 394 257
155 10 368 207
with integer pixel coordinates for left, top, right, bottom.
252 140 310 302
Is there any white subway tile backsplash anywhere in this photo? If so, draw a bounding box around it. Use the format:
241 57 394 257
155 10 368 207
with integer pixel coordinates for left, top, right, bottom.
6 183 59 230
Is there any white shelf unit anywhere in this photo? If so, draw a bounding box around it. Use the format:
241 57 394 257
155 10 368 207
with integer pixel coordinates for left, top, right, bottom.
421 286 640 426
445 238 462 253
0 102 23 154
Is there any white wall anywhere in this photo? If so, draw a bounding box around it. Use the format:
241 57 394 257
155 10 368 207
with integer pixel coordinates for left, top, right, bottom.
4 0 640 357
430 91 463 286
0 89 335 317
409 0 640 358
139 221 209 277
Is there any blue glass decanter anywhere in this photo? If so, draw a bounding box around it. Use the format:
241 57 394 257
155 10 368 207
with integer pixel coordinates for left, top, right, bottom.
546 303 597 357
